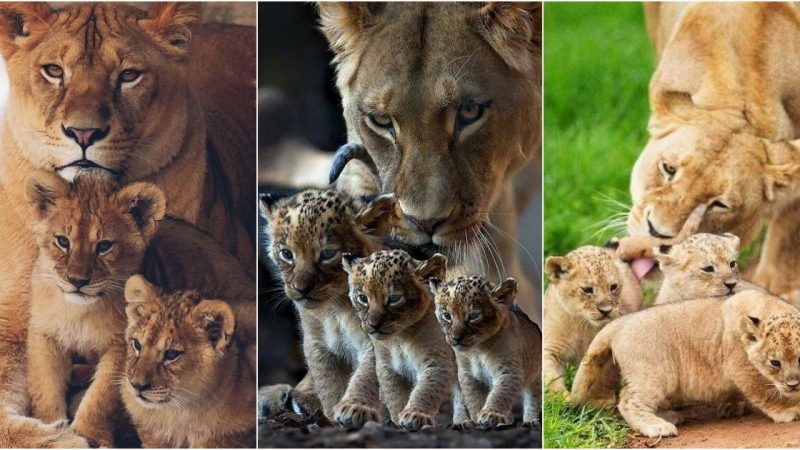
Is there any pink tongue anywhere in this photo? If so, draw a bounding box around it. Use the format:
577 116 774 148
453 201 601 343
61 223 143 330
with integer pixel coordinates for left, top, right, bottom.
631 258 656 281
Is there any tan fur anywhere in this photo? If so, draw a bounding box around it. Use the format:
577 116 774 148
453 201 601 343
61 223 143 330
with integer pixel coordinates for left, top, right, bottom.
0 3 254 445
342 250 456 431
571 290 800 437
319 3 542 320
122 276 255 447
542 246 641 397
630 3 800 298
261 190 394 427
432 275 541 428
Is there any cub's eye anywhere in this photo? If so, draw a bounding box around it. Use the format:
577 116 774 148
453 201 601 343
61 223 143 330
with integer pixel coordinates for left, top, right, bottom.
609 283 619 293
41 64 64 79
441 312 452 323
581 286 594 295
319 249 338 262
387 294 402 305
131 339 142 355
701 266 715 273
769 359 782 369
55 235 70 251
356 294 369 306
456 99 487 129
279 249 293 263
661 162 677 180
119 69 142 84
710 200 729 210
163 349 183 363
95 240 114 255
368 113 393 130
468 311 481 322
730 261 738 269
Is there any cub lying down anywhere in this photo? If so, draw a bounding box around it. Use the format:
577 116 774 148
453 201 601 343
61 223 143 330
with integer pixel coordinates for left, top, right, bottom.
571 290 800 437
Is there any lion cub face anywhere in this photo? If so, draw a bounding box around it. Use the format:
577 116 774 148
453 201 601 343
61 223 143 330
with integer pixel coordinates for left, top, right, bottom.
123 275 235 409
25 170 165 305
431 275 518 348
342 250 446 338
742 312 800 399
545 246 626 325
260 190 393 309
656 233 741 297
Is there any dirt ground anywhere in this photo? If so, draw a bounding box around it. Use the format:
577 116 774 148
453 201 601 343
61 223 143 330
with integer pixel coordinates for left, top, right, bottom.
627 406 800 448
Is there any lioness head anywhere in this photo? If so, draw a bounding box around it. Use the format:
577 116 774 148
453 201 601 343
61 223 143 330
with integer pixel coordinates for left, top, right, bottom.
655 232 741 297
431 275 517 348
342 250 445 338
320 3 540 254
741 312 800 399
629 124 800 245
0 3 199 181
24 170 165 305
545 246 627 325
124 275 235 409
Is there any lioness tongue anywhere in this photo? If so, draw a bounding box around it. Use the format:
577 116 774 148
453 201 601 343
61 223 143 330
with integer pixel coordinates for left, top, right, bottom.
631 258 656 281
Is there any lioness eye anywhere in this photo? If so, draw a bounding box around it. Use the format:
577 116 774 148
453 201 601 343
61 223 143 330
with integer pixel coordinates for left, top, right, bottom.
356 294 369 306
387 294 402 305
581 286 594 295
441 312 452 323
710 200 729 210
456 99 487 128
319 249 338 262
96 240 114 255
42 64 64 79
730 261 737 269
661 162 677 180
163 349 183 363
769 359 782 369
131 339 142 355
119 69 142 84
279 249 293 263
368 113 393 129
55 235 70 251
701 266 715 273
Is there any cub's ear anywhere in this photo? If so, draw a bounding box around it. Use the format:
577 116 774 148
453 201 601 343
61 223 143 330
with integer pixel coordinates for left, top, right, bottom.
544 256 572 282
415 253 447 280
115 183 166 238
653 244 675 266
492 277 518 307
475 2 541 73
721 233 740 251
124 275 158 305
24 170 68 219
0 3 55 59
341 253 359 274
355 194 395 230
192 300 235 351
259 193 276 223
141 2 200 55
428 277 443 293
740 315 763 345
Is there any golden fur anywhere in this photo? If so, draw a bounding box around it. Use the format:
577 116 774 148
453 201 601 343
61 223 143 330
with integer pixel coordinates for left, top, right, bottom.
319 3 541 320
432 275 541 428
572 290 800 437
122 276 255 447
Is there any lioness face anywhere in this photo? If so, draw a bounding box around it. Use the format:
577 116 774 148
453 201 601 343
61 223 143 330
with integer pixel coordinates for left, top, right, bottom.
656 233 741 297
629 126 784 244
744 314 800 399
0 3 198 181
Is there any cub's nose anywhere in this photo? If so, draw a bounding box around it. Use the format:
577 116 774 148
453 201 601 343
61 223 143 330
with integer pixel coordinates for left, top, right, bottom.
786 379 800 389
62 125 109 150
291 283 314 296
597 305 613 316
131 382 151 393
406 215 447 236
724 281 737 291
68 277 90 289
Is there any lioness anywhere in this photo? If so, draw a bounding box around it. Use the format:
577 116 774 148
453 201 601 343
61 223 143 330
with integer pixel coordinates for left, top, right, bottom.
629 3 800 297
0 3 254 444
319 2 542 320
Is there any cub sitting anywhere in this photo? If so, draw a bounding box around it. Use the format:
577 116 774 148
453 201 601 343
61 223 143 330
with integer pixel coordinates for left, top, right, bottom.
342 250 456 431
543 246 642 396
571 290 800 437
261 190 394 427
122 276 255 447
431 275 542 428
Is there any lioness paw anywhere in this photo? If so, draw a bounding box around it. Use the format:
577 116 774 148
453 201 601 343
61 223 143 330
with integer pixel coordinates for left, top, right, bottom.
477 410 511 428
398 410 434 431
333 401 380 429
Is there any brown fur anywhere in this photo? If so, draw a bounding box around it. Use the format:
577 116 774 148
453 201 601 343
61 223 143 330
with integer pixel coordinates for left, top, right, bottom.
342 250 456 431
432 275 541 427
122 276 255 447
319 2 541 320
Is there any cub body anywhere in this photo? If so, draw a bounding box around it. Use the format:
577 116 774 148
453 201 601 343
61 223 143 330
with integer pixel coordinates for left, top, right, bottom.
342 250 456 431
432 275 542 428
543 246 642 395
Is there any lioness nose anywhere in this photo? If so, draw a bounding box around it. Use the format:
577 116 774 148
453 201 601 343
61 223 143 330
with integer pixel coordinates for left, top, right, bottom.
68 277 90 289
131 382 151 393
62 125 109 150
724 281 737 290
406 215 447 235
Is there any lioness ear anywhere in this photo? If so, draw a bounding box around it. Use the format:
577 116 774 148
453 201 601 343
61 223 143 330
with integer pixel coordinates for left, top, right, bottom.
141 2 199 55
341 253 359 274
116 183 166 238
721 233 740 251
544 256 572 282
24 170 68 220
763 162 800 202
192 300 235 351
475 2 541 73
318 3 381 56
492 277 518 307
415 253 447 280
355 194 395 229
0 3 55 59
259 193 276 223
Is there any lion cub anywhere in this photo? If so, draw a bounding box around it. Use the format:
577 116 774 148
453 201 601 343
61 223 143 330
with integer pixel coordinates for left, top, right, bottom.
261 189 394 427
342 250 456 431
122 276 255 447
571 290 800 437
543 245 642 396
431 275 542 428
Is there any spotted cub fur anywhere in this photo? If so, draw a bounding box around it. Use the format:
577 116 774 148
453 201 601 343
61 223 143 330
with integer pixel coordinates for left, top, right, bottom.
260 189 393 427
431 275 542 428
342 250 456 431
543 246 642 397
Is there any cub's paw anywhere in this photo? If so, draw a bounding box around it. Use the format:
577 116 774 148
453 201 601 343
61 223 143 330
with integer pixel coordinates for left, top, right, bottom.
398 410 435 431
477 410 511 428
638 421 678 438
451 419 475 431
523 417 541 428
258 384 293 419
71 422 114 448
333 401 380 429
717 401 751 419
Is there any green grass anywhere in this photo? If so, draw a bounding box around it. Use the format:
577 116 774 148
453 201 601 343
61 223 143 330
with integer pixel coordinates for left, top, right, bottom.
544 393 629 449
